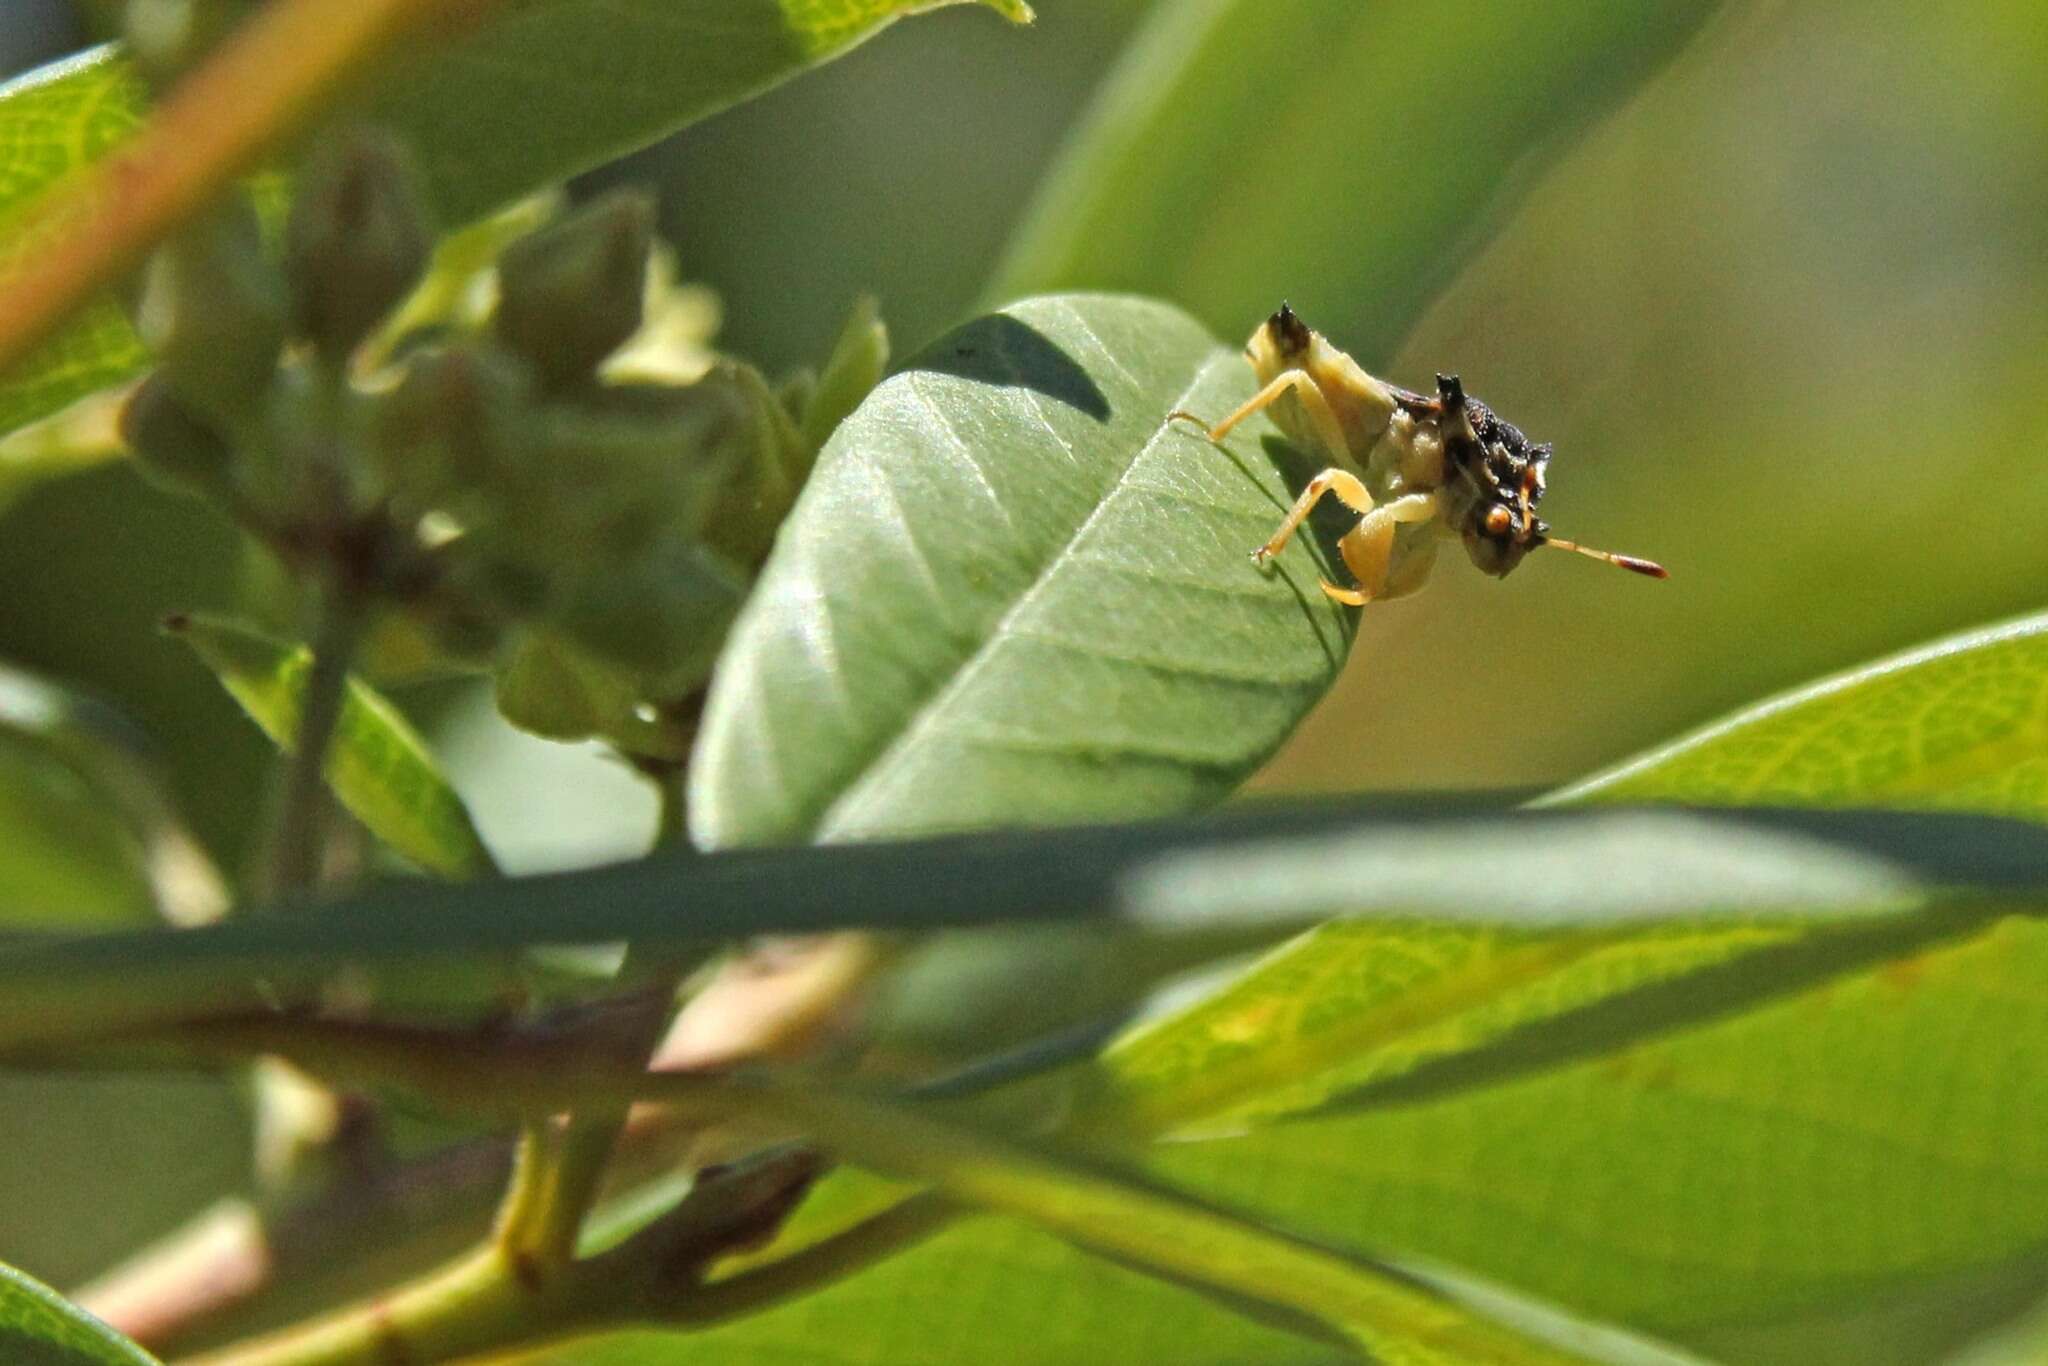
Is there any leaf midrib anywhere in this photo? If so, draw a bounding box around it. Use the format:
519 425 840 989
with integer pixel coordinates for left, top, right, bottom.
816 338 1238 840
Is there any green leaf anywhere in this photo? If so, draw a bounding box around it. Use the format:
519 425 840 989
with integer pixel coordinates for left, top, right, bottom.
1141 915 2048 1358
1944 1291 2048 1366
1550 609 2048 820
0 54 150 439
1053 614 2048 1356
529 1205 1354 1366
989 0 1722 359
690 1080 1610 1362
0 0 1032 437
0 1260 159 1366
1074 612 2048 1138
689 293 1356 846
0 384 132 518
586 1206 1704 1366
260 1044 1688 1365
0 663 225 930
168 613 496 879
0 802 2042 1051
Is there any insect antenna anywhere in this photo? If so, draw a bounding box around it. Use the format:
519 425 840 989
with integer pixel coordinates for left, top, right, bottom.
1543 535 1669 579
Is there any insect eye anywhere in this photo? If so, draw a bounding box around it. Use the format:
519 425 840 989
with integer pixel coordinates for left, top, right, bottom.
1483 505 1514 537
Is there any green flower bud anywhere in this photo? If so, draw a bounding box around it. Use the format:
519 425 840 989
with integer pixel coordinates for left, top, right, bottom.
133 200 286 426
493 190 654 391
691 360 810 571
372 343 531 506
546 542 749 701
800 293 888 454
286 130 432 365
494 628 700 761
493 629 620 743
775 368 818 428
494 381 744 565
120 373 235 500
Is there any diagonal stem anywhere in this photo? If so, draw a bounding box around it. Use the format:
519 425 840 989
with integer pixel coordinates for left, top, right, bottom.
0 0 497 380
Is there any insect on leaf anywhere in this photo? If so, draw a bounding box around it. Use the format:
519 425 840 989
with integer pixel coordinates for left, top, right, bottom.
689 292 1357 847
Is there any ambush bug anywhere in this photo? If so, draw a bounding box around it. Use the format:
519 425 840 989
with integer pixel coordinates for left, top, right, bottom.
1172 304 1666 605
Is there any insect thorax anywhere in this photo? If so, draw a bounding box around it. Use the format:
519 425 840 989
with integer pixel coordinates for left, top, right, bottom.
1248 305 1553 576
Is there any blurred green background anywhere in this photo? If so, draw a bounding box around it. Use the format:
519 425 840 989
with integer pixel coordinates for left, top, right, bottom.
2 0 2046 1303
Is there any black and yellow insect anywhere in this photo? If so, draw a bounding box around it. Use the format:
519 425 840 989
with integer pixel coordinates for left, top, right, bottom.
1173 304 1666 605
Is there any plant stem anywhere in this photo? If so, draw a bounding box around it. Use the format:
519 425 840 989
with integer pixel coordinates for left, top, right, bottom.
499 761 697 1267
653 758 690 850
189 1241 568 1366
190 1146 824 1366
263 585 364 899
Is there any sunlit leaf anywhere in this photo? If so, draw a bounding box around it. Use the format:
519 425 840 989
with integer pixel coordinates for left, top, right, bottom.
689 293 1356 846
1146 915 2048 1359
1551 609 2048 821
1067 611 2048 1357
0 1259 159 1365
169 614 495 879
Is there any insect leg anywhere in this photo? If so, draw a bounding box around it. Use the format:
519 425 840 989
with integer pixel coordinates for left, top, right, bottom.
1168 368 1352 467
1252 467 1374 566
1323 492 1439 605
1378 529 1441 600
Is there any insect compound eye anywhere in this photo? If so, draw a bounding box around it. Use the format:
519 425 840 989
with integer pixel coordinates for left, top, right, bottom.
1482 504 1514 538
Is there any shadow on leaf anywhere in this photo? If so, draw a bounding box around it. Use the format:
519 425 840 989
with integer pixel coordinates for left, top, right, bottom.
909 313 1110 420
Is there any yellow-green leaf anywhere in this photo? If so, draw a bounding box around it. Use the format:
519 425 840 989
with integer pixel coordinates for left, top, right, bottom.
1551 610 2048 821
169 613 495 879
0 1259 159 1365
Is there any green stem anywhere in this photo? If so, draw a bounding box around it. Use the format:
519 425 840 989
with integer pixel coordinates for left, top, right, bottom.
671 1193 959 1327
653 759 690 851
262 585 363 900
498 761 697 1267
188 1243 575 1366
192 1147 828 1366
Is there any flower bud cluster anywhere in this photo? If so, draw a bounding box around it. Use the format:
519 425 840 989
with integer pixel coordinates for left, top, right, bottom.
122 127 888 762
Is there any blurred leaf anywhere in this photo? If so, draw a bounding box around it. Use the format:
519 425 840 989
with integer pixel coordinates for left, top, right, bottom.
0 52 149 439
246 1040 1686 1365
0 1259 159 1365
529 1202 1352 1365
0 0 1031 437
168 614 496 879
0 662 225 929
0 383 131 517
688 293 1356 846
1943 1290 2048 1366
1 802 2044 1052
989 0 1723 360
1551 609 2048 820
